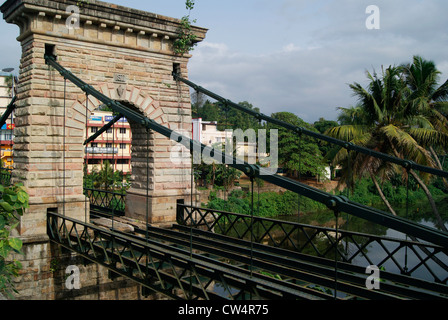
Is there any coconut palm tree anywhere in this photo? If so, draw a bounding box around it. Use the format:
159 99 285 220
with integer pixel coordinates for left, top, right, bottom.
400 56 448 189
326 63 448 232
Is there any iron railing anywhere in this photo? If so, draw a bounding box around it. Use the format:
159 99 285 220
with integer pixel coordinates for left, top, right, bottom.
84 188 126 218
177 204 448 285
47 210 448 300
46 210 330 300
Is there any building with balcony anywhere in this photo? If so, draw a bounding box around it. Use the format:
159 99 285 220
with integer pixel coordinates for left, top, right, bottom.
85 110 132 174
192 118 261 162
0 75 14 168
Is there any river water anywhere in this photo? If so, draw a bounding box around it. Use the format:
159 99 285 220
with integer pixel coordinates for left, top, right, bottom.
277 199 448 284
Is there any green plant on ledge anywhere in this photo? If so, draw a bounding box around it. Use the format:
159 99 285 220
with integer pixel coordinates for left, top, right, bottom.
173 0 198 55
0 183 29 299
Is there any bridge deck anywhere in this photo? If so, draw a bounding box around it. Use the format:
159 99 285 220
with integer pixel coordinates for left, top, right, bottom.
48 211 448 300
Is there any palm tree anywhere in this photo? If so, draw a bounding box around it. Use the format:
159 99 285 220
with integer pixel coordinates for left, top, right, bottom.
327 63 448 232
400 56 448 189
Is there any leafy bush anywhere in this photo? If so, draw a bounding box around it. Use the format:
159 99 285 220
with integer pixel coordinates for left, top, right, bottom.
109 197 125 212
206 174 447 222
0 183 29 298
207 189 326 218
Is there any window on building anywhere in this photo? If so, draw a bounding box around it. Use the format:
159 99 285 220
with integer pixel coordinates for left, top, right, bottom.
91 143 98 148
106 143 113 148
119 143 126 150
119 128 127 134
87 159 101 165
91 127 98 133
106 128 113 134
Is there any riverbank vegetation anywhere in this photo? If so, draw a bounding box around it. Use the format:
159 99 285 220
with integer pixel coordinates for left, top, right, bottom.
205 174 447 223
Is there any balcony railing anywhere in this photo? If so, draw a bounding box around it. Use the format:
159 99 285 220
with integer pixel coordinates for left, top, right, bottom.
85 147 119 154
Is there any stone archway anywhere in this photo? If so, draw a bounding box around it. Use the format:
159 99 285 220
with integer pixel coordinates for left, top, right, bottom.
74 83 192 225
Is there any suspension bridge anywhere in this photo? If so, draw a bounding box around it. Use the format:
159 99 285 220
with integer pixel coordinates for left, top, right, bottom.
1 0 447 301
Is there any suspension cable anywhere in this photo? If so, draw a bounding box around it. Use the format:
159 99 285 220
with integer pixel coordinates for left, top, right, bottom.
45 55 448 248
172 72 448 180
120 115 126 218
84 93 89 223
145 127 151 288
0 96 16 129
111 114 116 231
63 78 67 218
334 210 339 300
405 168 410 274
250 177 255 279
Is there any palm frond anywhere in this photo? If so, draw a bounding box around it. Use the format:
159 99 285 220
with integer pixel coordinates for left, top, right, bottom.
380 124 435 167
325 125 368 143
408 127 448 149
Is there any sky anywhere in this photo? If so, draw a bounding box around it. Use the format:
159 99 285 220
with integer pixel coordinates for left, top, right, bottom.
1 0 448 123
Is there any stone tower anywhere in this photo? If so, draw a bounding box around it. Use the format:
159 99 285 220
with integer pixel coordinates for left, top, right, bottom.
1 0 207 299
1 0 207 238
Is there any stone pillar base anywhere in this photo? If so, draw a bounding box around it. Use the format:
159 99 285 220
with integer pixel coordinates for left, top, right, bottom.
18 195 89 238
125 189 185 225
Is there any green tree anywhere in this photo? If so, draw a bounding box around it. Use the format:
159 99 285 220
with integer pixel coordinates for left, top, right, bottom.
326 61 448 231
314 118 339 177
400 56 448 190
84 161 126 191
314 118 339 135
193 100 222 122
193 100 263 132
215 166 241 194
223 101 262 132
268 112 326 178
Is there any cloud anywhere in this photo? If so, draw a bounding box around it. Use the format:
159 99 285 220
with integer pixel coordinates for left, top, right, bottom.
189 42 352 122
1 0 446 124
188 0 448 123
0 22 21 74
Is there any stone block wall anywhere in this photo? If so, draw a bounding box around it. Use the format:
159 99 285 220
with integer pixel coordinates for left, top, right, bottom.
9 237 165 300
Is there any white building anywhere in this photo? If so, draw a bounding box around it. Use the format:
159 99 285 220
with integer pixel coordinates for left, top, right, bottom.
192 118 262 164
192 118 230 147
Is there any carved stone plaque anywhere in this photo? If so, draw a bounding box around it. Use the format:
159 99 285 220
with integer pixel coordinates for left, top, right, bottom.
114 74 128 83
